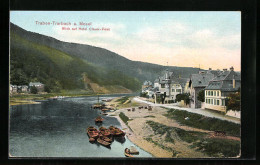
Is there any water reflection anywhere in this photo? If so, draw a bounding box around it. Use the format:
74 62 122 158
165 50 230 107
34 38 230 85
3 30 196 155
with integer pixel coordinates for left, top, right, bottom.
9 94 152 157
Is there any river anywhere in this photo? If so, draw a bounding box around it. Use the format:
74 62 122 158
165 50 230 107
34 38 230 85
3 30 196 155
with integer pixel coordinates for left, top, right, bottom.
9 94 152 158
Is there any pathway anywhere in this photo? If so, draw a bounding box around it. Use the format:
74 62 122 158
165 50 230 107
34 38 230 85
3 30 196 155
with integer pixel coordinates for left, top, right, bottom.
133 97 240 124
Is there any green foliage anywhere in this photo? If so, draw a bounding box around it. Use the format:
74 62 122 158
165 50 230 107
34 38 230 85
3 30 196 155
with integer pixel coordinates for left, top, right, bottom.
147 120 240 158
146 120 206 144
144 137 174 153
30 86 38 94
156 95 162 103
140 92 148 98
191 138 240 157
116 96 130 104
10 32 141 92
227 91 241 111
197 90 205 102
164 109 240 137
144 115 155 118
119 112 129 124
176 93 190 105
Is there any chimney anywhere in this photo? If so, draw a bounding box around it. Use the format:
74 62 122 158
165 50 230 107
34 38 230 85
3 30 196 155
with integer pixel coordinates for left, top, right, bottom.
223 68 227 71
233 75 235 88
230 66 234 71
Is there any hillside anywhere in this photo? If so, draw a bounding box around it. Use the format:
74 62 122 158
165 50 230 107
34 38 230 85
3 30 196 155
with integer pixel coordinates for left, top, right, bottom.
10 23 201 83
10 30 141 93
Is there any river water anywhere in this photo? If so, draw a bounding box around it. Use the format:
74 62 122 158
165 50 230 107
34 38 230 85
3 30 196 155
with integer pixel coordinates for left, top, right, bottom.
9 94 152 158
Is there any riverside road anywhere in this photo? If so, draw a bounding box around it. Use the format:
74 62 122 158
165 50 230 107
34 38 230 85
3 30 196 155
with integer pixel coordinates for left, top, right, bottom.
133 97 240 124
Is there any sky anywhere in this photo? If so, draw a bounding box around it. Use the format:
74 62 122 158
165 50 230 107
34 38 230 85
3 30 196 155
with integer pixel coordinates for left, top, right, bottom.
10 11 241 71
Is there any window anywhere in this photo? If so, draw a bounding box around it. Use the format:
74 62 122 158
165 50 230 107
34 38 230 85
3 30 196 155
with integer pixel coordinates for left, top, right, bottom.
217 91 219 96
211 91 213 96
214 91 216 96
208 91 210 96
222 99 225 106
176 89 181 93
172 89 175 92
217 100 220 105
161 84 165 88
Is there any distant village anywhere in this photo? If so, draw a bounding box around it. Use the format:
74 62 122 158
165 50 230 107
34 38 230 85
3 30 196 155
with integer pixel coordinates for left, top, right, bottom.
10 82 44 95
141 66 241 114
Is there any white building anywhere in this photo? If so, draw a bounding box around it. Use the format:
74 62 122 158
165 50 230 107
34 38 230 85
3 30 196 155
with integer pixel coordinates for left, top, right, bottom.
204 67 241 113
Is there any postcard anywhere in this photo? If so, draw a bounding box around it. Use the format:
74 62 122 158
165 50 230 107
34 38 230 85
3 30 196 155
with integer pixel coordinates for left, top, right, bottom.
9 11 241 158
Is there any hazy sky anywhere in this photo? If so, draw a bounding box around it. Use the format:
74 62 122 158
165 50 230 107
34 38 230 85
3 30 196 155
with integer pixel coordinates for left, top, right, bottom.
10 11 241 71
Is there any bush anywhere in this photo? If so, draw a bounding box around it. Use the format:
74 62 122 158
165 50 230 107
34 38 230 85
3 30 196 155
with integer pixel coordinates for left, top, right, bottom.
119 112 129 124
30 86 38 94
197 90 205 102
227 91 240 111
176 93 190 105
191 138 240 157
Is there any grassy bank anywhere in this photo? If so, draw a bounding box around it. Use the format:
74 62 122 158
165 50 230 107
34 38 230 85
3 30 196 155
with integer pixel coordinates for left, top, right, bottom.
164 109 240 137
114 96 142 109
146 120 240 158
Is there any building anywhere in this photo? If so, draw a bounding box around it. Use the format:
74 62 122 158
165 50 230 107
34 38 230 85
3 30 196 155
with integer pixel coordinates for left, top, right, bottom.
204 67 241 112
154 69 188 103
169 76 189 101
10 84 18 94
142 81 153 90
17 85 29 93
188 71 215 108
29 82 45 93
153 78 160 88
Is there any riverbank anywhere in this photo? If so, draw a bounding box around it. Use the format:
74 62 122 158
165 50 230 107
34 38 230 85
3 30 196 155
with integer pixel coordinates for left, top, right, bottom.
9 91 134 106
106 97 241 158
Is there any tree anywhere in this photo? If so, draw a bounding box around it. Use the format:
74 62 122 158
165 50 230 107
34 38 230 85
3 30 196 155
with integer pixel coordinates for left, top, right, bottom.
30 86 38 94
227 91 240 111
197 90 205 102
176 93 190 105
160 92 167 104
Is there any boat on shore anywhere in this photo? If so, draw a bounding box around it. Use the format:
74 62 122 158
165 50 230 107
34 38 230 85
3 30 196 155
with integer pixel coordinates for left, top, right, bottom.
97 137 111 147
99 127 111 136
124 148 134 157
95 116 104 123
108 126 125 137
86 126 99 139
99 133 112 143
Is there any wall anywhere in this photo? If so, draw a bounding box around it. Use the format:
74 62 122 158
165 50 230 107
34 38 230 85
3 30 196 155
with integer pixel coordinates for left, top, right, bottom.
205 103 226 112
226 110 240 118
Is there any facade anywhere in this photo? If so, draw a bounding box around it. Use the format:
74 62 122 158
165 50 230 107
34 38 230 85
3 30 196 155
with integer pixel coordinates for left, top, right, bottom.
17 85 29 93
153 78 160 88
204 67 241 112
142 81 153 90
188 70 215 108
154 70 188 103
10 85 18 94
29 82 45 93
169 76 189 101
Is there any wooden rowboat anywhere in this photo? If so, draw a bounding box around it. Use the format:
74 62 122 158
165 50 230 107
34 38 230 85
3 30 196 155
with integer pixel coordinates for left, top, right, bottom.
99 127 111 136
95 116 104 123
97 137 111 147
87 126 99 139
109 126 125 137
124 148 134 157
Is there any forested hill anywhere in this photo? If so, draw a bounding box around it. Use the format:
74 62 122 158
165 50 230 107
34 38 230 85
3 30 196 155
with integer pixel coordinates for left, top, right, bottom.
10 23 200 81
10 23 200 93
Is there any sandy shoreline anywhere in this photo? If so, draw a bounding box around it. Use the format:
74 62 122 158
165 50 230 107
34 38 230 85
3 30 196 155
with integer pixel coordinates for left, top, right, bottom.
106 97 174 157
105 96 240 158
